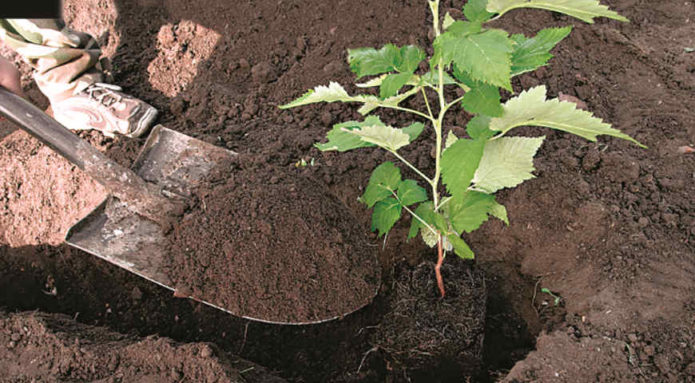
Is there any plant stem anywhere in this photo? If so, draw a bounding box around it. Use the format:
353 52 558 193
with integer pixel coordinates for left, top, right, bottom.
436 237 446 297
389 150 434 185
430 0 447 298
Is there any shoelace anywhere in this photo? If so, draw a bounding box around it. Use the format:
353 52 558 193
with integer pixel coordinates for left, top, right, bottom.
85 83 124 109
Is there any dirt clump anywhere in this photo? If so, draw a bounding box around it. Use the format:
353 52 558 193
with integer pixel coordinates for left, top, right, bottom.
0 310 284 382
165 155 380 324
372 259 487 380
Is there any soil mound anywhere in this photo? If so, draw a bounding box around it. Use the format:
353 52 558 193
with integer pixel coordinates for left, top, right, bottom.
0 310 284 382
165 155 380 324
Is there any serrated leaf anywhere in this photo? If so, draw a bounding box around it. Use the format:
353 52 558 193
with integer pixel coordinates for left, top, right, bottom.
315 117 384 152
472 136 545 193
447 234 474 259
408 201 447 240
434 28 513 90
397 180 428 206
490 86 644 147
511 27 572 76
380 72 413 98
315 116 384 152
445 130 459 148
357 86 420 115
447 191 496 233
441 138 486 196
348 45 400 78
490 200 509 224
362 162 401 208
372 197 402 237
420 71 458 87
486 0 628 24
350 124 411 151
402 122 425 142
280 82 353 109
462 82 503 117
466 115 495 139
464 0 494 22
348 44 425 78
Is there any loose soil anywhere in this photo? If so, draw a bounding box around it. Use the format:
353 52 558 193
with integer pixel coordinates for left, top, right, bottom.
0 0 694 381
165 156 380 324
0 310 284 382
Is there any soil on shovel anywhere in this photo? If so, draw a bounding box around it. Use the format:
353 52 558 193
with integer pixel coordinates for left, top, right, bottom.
164 155 380 324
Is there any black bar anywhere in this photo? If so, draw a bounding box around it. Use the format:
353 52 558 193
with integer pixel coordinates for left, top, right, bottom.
0 1 62 19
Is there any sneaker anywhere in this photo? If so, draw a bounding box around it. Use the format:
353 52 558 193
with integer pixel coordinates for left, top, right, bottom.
51 83 158 138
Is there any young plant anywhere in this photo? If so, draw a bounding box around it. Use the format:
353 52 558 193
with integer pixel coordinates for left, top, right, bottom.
281 0 643 297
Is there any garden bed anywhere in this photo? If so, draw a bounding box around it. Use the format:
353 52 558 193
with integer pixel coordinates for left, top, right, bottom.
1 0 694 381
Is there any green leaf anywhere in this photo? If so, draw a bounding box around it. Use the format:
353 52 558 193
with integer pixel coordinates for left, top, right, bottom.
490 200 509 224
357 86 421 115
408 201 447 240
348 45 400 78
490 86 644 147
402 122 425 142
472 136 545 193
447 234 475 259
447 191 496 233
464 0 494 22
443 12 456 30
440 138 486 196
434 28 513 90
397 180 428 206
315 117 384 152
350 124 411 151
380 72 414 98
420 71 458 86
280 82 353 109
372 197 402 237
462 82 503 117
445 130 459 148
466 115 495 139
486 0 629 24
348 44 425 78
362 162 401 208
511 27 572 76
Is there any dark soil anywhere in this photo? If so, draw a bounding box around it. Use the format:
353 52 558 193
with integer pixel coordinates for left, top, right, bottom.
373 259 487 381
1 0 694 381
0 310 284 382
165 156 380 324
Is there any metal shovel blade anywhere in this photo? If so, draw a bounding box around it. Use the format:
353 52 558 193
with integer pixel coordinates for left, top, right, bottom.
65 125 378 325
66 125 231 292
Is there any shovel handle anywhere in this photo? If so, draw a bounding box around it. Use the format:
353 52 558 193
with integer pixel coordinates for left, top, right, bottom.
0 87 183 228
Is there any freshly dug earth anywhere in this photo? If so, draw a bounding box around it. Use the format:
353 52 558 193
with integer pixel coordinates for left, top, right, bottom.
0 0 694 381
0 310 284 382
0 130 106 247
373 259 487 380
165 156 380 324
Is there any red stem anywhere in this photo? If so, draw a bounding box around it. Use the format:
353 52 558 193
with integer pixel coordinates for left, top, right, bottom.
435 237 446 297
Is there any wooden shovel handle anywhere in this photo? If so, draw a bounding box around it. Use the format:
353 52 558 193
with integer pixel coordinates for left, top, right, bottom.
0 87 183 229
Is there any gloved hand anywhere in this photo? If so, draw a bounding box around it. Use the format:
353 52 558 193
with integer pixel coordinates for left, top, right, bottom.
0 56 24 96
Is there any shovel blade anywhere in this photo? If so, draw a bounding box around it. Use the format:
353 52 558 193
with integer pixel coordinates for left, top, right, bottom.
66 126 238 311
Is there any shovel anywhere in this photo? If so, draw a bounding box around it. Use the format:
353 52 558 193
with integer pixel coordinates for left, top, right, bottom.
0 87 379 325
